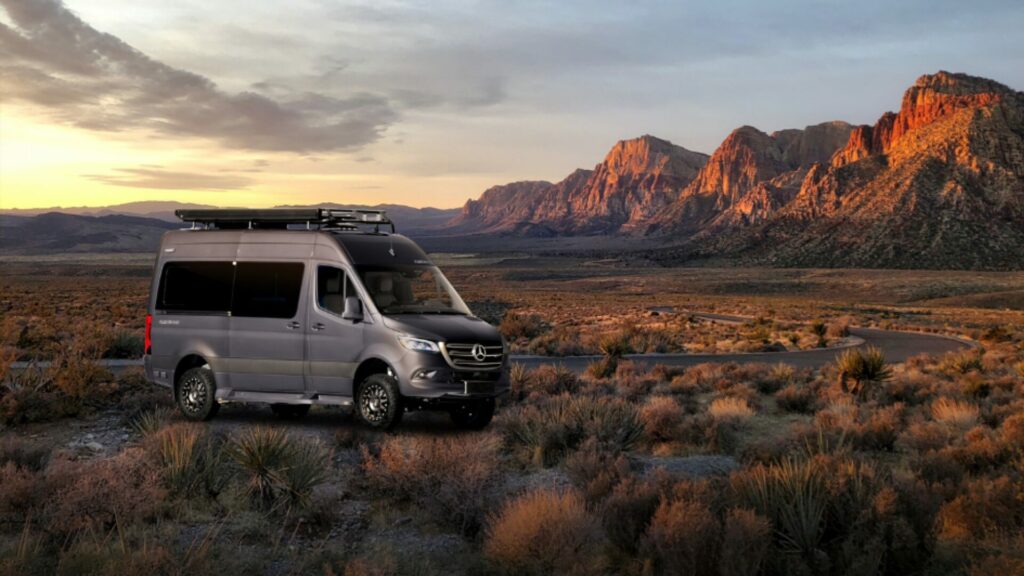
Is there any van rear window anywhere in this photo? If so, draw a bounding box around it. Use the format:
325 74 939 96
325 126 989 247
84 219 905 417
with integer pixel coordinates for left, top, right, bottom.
157 261 234 313
232 262 304 318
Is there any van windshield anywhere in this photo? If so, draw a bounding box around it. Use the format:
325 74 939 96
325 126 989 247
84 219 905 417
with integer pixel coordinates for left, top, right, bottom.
356 265 470 315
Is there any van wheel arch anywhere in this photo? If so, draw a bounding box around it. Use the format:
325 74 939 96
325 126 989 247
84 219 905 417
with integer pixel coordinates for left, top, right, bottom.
353 358 395 393
174 354 210 390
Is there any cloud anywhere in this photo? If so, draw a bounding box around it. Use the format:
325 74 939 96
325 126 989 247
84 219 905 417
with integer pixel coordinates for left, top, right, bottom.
0 0 397 152
84 167 253 190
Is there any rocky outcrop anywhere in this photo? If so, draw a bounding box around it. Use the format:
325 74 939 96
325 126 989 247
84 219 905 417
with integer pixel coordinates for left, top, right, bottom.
651 121 853 233
681 71 1024 269
447 135 707 235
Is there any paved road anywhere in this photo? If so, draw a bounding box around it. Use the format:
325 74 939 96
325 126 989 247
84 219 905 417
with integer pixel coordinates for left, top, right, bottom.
11 318 971 375
512 326 970 372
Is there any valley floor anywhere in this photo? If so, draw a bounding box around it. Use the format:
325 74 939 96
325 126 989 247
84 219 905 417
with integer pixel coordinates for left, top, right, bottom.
1 256 1023 574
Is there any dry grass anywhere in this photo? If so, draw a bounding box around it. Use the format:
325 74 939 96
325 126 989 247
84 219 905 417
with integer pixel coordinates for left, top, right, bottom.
709 396 755 421
484 488 605 575
362 433 502 535
931 397 980 428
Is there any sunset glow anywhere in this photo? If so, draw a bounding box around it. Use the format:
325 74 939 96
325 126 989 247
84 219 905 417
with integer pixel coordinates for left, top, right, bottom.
1 0 1022 210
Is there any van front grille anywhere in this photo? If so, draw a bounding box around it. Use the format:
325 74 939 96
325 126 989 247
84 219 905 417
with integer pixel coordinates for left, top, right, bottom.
440 342 504 371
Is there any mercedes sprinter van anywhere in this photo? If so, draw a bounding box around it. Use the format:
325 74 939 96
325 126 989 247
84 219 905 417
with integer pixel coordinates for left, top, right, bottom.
144 208 508 430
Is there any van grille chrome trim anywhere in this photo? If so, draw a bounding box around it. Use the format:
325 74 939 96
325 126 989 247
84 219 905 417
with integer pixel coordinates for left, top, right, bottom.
439 342 504 371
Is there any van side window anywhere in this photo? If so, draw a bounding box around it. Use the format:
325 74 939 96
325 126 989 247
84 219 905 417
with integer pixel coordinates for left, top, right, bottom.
232 262 304 318
157 261 234 313
318 266 350 315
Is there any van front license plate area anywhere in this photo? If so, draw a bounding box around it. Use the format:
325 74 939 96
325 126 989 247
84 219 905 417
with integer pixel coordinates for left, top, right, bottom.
463 381 496 396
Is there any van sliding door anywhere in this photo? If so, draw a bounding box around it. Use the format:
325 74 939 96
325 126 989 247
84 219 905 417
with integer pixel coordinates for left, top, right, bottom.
227 261 307 393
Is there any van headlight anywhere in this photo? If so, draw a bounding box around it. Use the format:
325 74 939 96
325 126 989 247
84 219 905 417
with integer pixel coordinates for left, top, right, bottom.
398 336 440 353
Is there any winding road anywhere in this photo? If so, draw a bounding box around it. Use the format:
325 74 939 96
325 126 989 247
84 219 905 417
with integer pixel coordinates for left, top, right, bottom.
10 314 972 375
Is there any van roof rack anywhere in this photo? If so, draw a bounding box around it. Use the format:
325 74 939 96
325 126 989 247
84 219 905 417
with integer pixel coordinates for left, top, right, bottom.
175 207 395 233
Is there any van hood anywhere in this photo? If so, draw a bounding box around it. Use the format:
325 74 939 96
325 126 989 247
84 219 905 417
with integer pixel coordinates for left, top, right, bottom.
382 314 502 344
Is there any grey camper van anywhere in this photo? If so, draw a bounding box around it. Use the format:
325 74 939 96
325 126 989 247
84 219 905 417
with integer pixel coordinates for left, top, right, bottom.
143 208 508 430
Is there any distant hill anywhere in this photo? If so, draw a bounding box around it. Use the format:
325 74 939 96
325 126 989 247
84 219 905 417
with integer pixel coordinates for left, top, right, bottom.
0 204 460 255
0 212 178 254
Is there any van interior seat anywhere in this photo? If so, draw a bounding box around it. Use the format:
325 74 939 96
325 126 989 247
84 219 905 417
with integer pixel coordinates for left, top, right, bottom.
323 274 344 313
374 275 396 309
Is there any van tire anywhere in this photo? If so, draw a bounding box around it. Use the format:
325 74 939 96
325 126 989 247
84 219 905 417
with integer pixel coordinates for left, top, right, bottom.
449 399 495 430
176 367 219 421
271 404 311 420
356 373 402 430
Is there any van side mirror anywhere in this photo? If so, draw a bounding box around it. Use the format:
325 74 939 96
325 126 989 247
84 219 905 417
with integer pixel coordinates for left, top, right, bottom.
342 296 363 322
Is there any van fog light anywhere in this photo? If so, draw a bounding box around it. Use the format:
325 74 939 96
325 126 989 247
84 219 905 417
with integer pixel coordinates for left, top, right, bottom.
412 369 438 380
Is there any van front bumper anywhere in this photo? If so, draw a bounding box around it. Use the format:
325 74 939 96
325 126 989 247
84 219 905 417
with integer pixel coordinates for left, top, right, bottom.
397 354 509 399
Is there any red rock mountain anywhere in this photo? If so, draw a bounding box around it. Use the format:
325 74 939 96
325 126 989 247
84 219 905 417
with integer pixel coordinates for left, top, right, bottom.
677 71 1024 269
448 135 707 235
450 71 1024 269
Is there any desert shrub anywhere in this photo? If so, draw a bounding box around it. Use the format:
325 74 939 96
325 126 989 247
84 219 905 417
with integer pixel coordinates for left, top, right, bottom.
565 439 633 502
999 412 1024 446
527 327 586 356
718 508 772 576
935 476 1024 545
0 461 40 520
484 488 604 575
502 396 643 467
775 384 818 414
598 330 634 358
149 423 230 499
229 426 330 512
499 312 548 341
529 364 580 396
362 434 501 535
849 404 903 452
827 320 851 339
836 346 892 397
0 365 73 425
811 320 828 347
931 397 980 429
601 478 662 554
507 362 531 402
44 448 167 536
709 396 755 421
754 363 795 394
0 437 50 471
641 498 720 576
586 356 618 380
103 330 144 359
940 350 985 376
639 396 684 444
899 421 953 453
613 361 660 400
912 449 966 484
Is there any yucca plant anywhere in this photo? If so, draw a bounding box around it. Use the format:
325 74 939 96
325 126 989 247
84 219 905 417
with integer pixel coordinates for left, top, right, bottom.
229 426 291 510
836 346 892 397
130 406 173 437
229 426 330 511
157 424 230 498
731 458 829 563
269 438 331 510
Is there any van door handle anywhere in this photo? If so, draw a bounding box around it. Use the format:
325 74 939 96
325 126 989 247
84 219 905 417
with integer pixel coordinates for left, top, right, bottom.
286 321 301 330
312 323 326 331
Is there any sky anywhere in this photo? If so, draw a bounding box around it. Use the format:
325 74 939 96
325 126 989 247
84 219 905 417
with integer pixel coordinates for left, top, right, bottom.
1 0 1022 210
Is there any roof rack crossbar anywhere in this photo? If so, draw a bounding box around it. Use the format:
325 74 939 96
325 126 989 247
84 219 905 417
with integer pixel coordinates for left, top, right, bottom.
174 207 395 233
